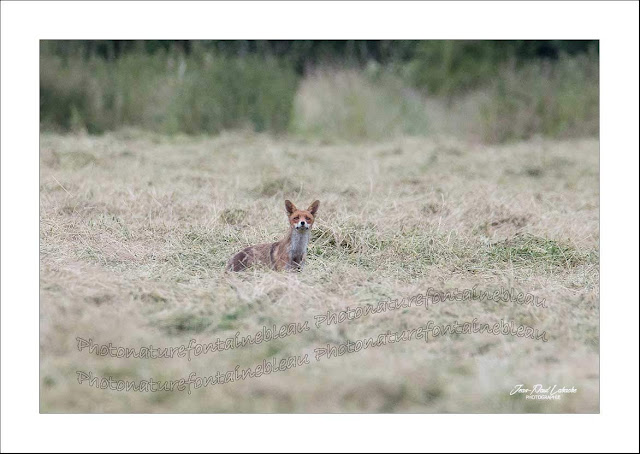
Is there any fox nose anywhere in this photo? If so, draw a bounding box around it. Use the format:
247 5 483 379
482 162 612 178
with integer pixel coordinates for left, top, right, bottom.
300 220 306 226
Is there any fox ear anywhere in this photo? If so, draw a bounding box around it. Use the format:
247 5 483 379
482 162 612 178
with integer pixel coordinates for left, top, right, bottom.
308 200 320 215
285 200 297 215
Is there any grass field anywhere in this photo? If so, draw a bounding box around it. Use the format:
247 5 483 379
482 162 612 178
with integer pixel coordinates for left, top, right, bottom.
40 129 599 413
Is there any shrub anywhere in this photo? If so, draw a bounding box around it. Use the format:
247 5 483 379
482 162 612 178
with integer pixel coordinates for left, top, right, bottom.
479 53 599 142
40 51 299 135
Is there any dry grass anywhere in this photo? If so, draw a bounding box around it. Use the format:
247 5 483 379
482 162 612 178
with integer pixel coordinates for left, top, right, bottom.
291 69 430 140
40 129 599 413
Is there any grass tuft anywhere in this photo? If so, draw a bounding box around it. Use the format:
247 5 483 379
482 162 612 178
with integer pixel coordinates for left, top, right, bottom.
159 312 213 335
488 233 596 269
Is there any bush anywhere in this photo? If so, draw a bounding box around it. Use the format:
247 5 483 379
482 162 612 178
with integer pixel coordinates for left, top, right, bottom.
402 41 511 97
169 55 298 134
479 53 599 142
401 40 597 98
40 56 102 133
40 42 599 143
40 51 299 135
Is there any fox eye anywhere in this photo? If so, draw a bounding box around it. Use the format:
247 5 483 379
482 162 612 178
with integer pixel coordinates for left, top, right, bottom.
293 216 299 220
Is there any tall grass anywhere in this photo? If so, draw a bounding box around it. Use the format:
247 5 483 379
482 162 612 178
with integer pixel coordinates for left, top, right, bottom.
291 68 430 141
479 53 599 142
40 48 598 143
40 51 298 134
291 55 598 143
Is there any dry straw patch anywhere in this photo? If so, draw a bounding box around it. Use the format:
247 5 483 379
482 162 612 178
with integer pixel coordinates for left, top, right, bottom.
40 130 598 413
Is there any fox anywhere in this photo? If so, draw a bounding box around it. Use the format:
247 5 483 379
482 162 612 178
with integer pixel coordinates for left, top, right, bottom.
226 199 320 272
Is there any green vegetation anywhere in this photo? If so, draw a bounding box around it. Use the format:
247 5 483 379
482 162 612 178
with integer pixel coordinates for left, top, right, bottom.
487 233 597 269
40 48 298 135
480 53 599 142
40 40 599 142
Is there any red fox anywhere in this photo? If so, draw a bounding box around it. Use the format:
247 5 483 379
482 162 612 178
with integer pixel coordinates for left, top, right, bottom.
227 200 320 272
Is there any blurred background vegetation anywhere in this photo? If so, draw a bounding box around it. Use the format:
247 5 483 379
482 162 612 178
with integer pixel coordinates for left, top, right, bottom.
40 40 599 142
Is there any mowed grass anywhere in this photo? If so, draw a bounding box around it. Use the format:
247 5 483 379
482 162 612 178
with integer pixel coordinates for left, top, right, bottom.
40 130 599 413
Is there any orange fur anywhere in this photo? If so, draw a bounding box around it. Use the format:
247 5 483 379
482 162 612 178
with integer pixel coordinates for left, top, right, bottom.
227 200 320 272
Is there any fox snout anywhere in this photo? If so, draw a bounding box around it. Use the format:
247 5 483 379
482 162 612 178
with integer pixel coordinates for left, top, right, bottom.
295 220 310 230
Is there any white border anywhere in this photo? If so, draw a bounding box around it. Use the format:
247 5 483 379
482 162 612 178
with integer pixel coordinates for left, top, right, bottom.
2 1 638 453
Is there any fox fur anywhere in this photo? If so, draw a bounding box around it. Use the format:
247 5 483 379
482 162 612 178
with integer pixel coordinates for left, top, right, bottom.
227 200 320 272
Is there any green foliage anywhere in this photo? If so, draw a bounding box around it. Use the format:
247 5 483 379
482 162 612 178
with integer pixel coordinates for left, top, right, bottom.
169 55 298 134
40 50 298 135
401 40 598 97
40 40 598 141
42 39 598 79
403 41 511 97
479 53 599 142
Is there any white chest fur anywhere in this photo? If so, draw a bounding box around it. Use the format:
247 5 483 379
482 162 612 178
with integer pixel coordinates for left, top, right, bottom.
289 229 310 266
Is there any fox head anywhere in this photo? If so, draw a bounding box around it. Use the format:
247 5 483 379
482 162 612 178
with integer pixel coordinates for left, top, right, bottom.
285 200 320 231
